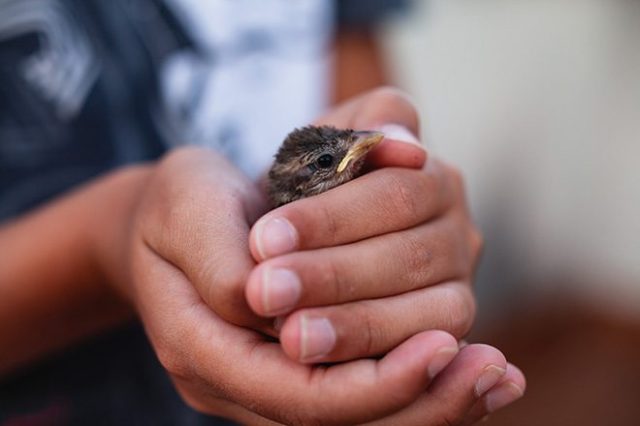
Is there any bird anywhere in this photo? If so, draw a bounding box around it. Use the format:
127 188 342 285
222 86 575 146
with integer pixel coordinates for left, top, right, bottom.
267 125 384 207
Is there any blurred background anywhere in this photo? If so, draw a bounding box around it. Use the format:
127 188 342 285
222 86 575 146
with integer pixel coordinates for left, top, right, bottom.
373 0 640 424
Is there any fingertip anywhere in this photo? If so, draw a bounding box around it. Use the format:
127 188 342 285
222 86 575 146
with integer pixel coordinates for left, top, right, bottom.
484 378 525 414
248 232 262 262
250 215 299 261
376 123 422 146
427 342 460 379
504 363 527 393
248 222 264 261
380 330 459 386
469 344 508 370
245 264 302 318
367 139 427 169
278 314 302 361
426 343 509 399
372 123 426 169
245 266 263 315
461 362 526 423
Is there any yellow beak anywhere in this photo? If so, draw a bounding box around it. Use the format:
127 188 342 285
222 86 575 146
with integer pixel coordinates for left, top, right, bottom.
336 131 385 173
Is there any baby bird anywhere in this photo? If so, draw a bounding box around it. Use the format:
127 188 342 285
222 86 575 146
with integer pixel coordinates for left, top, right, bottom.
268 125 384 207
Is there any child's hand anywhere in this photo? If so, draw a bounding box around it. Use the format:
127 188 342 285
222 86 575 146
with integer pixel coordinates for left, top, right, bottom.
119 148 272 330
117 145 523 424
245 88 481 363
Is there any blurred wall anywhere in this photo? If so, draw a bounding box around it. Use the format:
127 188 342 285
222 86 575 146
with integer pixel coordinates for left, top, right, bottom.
383 0 640 322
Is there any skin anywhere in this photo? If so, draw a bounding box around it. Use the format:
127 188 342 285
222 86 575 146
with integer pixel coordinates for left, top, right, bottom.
0 88 525 424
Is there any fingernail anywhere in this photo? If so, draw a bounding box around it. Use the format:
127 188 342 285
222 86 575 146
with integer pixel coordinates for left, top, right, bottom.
300 316 336 362
255 217 298 259
376 123 423 148
427 346 459 379
262 268 301 316
475 365 506 397
485 382 524 413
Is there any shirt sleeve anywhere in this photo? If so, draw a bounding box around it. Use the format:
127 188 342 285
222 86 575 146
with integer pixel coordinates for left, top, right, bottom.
336 0 410 27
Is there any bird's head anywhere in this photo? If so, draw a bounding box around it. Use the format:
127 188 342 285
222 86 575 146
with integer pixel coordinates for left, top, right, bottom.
268 125 384 206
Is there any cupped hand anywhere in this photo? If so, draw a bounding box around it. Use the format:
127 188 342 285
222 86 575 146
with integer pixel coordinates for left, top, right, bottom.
121 146 524 425
131 208 523 424
245 88 482 364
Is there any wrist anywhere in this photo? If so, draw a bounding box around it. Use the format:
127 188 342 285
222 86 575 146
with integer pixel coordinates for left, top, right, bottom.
0 164 153 373
87 164 155 302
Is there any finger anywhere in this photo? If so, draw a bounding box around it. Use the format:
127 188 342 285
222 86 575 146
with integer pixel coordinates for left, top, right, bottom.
461 363 526 425
135 239 464 425
208 330 460 425
246 213 471 317
365 124 426 170
250 160 454 261
365 344 509 426
366 137 426 170
278 281 475 363
141 148 271 329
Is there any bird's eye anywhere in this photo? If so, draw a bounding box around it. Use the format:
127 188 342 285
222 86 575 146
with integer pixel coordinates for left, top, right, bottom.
316 154 334 169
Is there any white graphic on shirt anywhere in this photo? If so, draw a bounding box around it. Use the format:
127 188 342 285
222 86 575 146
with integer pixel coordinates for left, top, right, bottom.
0 0 99 120
159 0 334 178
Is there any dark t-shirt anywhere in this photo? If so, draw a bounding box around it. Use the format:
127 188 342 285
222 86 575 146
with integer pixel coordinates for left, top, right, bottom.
0 0 406 424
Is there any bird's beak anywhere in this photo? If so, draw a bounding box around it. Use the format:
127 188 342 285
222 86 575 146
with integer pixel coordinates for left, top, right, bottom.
337 130 385 173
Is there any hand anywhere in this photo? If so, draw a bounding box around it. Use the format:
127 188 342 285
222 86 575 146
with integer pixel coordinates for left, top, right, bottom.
119 147 524 425
118 148 271 329
245 87 482 363
238 87 526 422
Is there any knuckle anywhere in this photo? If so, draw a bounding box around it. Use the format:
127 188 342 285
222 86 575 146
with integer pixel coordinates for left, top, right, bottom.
370 86 410 105
155 340 192 379
326 258 350 303
470 228 484 259
436 414 463 426
362 311 377 356
351 302 380 355
460 293 477 336
400 234 434 288
382 170 420 217
440 285 476 338
446 163 467 195
368 87 420 127
449 163 464 183
205 261 241 296
440 159 462 181
204 265 248 323
313 202 341 246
